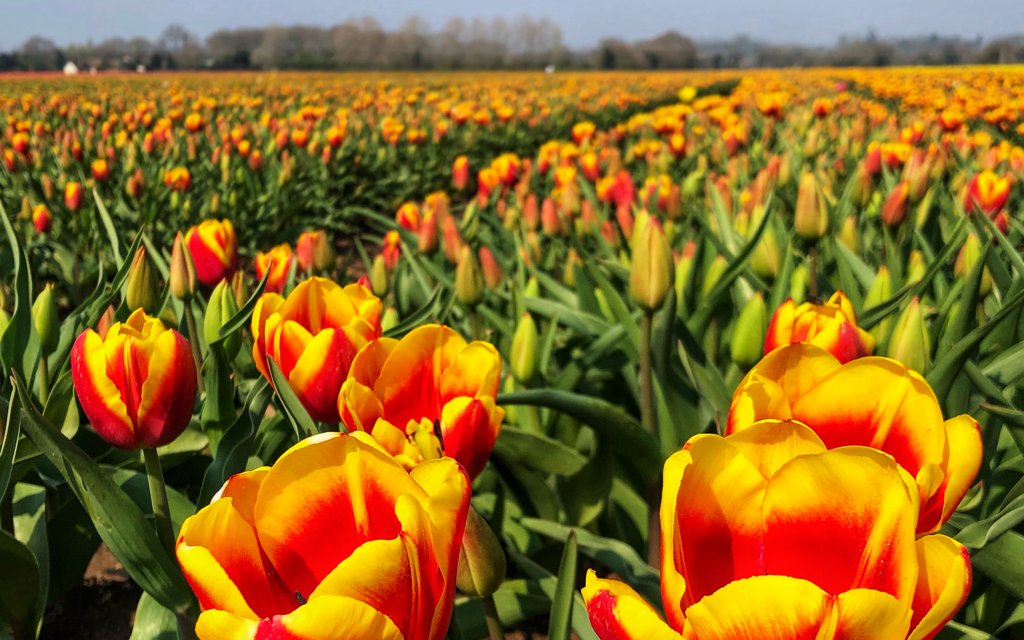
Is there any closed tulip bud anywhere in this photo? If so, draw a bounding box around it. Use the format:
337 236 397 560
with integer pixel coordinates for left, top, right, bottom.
456 507 507 597
96 305 116 340
479 246 503 290
865 266 894 345
380 306 399 333
888 297 930 373
955 232 993 297
524 276 540 299
418 212 438 254
455 246 484 307
370 254 390 297
203 281 241 359
794 172 827 241
789 264 808 303
906 250 926 284
673 241 698 307
32 204 52 234
701 255 728 301
838 215 859 253
170 231 198 302
731 293 767 369
750 224 782 280
881 181 910 228
33 284 60 356
511 313 539 383
915 186 936 229
125 246 158 314
630 213 673 311
0 309 9 342
230 270 247 308
296 229 333 273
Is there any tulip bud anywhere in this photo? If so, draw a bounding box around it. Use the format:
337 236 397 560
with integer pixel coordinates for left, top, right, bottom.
788 264 808 303
674 241 697 308
33 284 60 356
731 293 767 369
629 213 673 311
906 250 926 284
881 181 910 228
524 277 540 299
96 305 116 340
455 246 484 307
203 280 241 359
701 255 728 301
417 213 438 254
0 309 9 342
170 231 198 302
370 254 390 297
749 224 782 281
864 266 893 345
887 297 930 373
511 313 539 384
794 172 828 241
456 507 507 598
125 246 158 313
838 215 859 253
381 306 399 333
478 246 503 290
955 232 993 297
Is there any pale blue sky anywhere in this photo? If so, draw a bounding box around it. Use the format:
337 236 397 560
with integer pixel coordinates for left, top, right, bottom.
3 0 1021 49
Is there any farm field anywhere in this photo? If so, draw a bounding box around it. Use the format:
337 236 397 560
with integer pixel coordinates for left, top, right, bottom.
2 66 1024 639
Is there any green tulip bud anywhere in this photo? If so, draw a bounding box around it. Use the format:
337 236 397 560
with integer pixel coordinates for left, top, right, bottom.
456 507 507 598
32 284 60 356
865 266 893 347
511 313 539 384
203 281 241 359
381 306 399 333
370 255 390 297
887 297 930 373
731 293 767 369
170 231 198 303
454 246 484 307
701 255 729 301
630 213 673 311
125 246 159 314
788 264 808 303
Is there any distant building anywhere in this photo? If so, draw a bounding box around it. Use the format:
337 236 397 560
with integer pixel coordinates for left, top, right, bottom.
63 61 79 75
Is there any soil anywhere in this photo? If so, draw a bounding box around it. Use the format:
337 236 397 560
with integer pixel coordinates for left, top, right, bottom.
40 545 140 640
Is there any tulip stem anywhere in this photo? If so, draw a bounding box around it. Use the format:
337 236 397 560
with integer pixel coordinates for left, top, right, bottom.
143 447 176 555
639 311 656 439
469 309 485 341
481 593 504 640
182 302 205 393
808 245 819 300
37 357 50 404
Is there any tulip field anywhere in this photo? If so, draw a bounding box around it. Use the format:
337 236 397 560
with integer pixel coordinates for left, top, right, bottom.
3 66 1024 639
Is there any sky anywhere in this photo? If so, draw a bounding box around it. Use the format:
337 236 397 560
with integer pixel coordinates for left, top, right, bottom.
2 0 1022 50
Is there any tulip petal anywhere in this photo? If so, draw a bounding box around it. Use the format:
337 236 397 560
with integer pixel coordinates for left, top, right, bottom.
251 293 284 379
137 329 197 447
440 341 502 402
287 329 351 423
762 447 920 603
660 448 693 631
832 589 912 639
262 596 403 640
439 396 503 479
680 575 828 640
907 536 972 640
252 434 418 600
375 325 466 429
582 570 681 640
930 415 983 532
195 609 259 640
70 330 137 449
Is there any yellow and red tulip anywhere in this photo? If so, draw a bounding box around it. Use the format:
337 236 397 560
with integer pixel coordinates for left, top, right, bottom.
729 343 982 533
583 420 972 640
254 243 295 294
764 291 873 363
338 324 503 479
185 219 238 287
176 431 470 640
964 170 1010 216
252 276 381 423
32 204 52 234
296 229 333 273
70 309 197 450
64 181 83 212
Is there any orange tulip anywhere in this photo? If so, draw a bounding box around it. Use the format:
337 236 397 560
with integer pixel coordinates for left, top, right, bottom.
583 420 971 640
70 309 197 450
254 243 295 294
91 158 110 181
177 431 470 640
764 291 873 364
252 277 381 423
729 343 982 533
185 219 238 287
964 170 1010 216
338 325 503 479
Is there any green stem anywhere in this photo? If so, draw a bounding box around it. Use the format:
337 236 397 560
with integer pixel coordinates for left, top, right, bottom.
469 309 484 342
808 244 819 300
143 447 176 555
639 311 656 438
182 302 205 393
37 357 50 404
481 592 504 640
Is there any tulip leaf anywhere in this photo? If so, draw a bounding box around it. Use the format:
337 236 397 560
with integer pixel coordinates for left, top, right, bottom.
548 531 577 640
524 296 610 337
10 373 196 616
956 490 1024 549
505 550 598 640
384 286 446 339
493 427 587 476
0 529 39 635
972 530 1024 602
12 482 48 636
497 389 660 480
0 201 36 381
199 380 272 507
0 387 20 502
267 358 317 440
452 580 550 639
935 622 1000 640
129 592 178 640
983 339 1024 385
520 518 662 609
214 269 269 347
92 188 123 265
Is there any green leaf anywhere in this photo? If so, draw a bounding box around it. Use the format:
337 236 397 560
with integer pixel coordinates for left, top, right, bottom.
497 389 660 480
92 188 123 265
13 483 48 636
493 427 587 476
384 287 446 339
0 387 20 502
548 531 578 640
0 200 35 380
214 270 269 346
972 530 1024 601
267 359 317 441
10 374 195 615
199 380 273 507
129 592 178 640
0 529 38 634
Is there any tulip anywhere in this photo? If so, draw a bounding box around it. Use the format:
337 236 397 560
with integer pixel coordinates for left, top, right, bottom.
888 297 931 373
794 172 827 241
185 219 238 287
730 293 767 369
176 431 469 640
882 181 910 228
838 214 858 253
32 284 60 357
729 344 982 533
338 324 504 480
64 181 83 212
70 309 197 449
764 291 874 364
255 244 295 294
583 420 972 640
203 280 241 359
252 277 381 423
170 231 199 303
629 212 673 312
125 246 159 314
964 170 1010 216
32 204 52 234
865 266 894 345
296 229 333 273
370 255 390 297
955 232 993 297
454 246 484 307
510 313 539 384
478 246 503 290
453 155 470 191
91 158 110 181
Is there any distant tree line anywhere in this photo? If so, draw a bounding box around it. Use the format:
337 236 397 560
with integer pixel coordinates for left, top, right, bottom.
1 18 1022 73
